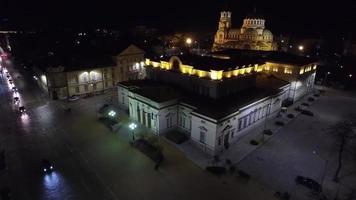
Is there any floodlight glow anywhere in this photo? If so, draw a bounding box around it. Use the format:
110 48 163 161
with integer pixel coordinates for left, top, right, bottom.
129 123 137 130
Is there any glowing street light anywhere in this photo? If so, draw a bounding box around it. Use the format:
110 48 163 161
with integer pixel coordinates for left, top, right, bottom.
186 38 192 45
349 74 352 78
129 123 137 141
108 110 116 117
298 45 304 51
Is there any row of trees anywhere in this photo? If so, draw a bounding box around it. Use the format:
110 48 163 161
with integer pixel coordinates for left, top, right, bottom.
328 114 356 182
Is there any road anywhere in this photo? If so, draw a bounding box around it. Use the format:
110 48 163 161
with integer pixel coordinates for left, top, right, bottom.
0 62 116 199
0 59 276 200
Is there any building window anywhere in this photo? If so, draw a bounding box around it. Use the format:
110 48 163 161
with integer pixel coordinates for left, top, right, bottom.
84 84 88 92
75 76 79 84
238 119 242 130
218 136 222 146
91 72 97 82
83 73 88 82
231 129 235 138
75 87 79 93
103 70 108 79
199 131 206 143
105 81 109 87
93 83 97 90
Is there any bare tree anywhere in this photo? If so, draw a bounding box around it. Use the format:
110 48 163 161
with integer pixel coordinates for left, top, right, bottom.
328 120 356 182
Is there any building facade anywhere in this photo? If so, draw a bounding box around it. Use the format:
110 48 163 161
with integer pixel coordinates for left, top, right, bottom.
118 52 316 155
213 11 277 51
114 44 146 83
34 57 116 100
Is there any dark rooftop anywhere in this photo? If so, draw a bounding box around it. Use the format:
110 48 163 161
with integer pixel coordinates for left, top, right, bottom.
134 86 181 103
156 54 264 71
120 75 288 120
182 87 280 120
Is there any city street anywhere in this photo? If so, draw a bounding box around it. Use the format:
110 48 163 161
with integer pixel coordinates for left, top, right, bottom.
0 61 276 199
236 88 356 200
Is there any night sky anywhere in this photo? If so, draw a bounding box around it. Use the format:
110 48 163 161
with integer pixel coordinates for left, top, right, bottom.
2 0 355 36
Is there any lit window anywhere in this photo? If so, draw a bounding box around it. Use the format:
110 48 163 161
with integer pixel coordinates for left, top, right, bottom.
299 68 304 74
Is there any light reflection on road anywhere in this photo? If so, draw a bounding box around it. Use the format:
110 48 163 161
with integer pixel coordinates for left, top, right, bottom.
43 172 73 200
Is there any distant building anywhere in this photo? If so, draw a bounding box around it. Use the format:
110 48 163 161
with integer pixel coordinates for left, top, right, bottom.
33 55 116 100
213 11 277 51
118 51 317 155
114 44 146 83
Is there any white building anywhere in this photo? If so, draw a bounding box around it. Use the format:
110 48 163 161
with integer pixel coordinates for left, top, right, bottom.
118 52 317 155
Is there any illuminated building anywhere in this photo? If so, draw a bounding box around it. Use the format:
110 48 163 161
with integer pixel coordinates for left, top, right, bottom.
114 44 146 83
118 51 317 155
213 11 277 51
33 55 116 99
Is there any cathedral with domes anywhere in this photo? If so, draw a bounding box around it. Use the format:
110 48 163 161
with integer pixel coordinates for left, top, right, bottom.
213 11 277 51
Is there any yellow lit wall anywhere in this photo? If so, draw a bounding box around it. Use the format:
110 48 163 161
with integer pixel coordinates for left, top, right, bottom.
145 58 150 66
299 67 304 74
232 69 239 76
197 70 207 78
151 61 160 68
224 71 232 78
210 70 223 80
313 65 317 70
180 64 193 74
160 61 170 70
245 67 252 73
284 68 292 74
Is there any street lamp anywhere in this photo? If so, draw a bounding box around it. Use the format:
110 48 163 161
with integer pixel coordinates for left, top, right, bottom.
348 74 352 78
108 110 116 117
129 123 137 141
313 150 329 189
298 45 304 51
323 72 331 86
185 38 192 46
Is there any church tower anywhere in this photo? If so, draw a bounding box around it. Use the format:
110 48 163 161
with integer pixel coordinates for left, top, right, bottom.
218 11 231 30
214 11 231 45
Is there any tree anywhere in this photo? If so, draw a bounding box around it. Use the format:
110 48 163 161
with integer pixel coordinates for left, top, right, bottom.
328 119 356 182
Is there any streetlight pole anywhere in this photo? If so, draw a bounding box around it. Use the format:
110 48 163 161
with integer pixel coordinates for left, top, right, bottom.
129 123 137 142
323 72 331 86
262 97 273 141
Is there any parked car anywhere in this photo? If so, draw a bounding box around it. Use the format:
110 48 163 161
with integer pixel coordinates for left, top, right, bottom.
67 95 80 102
12 87 18 92
19 106 26 114
295 176 322 192
301 110 314 116
13 97 20 104
42 159 54 173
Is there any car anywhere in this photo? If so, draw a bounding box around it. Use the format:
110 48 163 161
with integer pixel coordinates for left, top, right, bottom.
13 97 20 103
12 87 18 92
42 159 54 173
301 110 314 116
19 106 26 113
67 95 80 102
295 176 322 192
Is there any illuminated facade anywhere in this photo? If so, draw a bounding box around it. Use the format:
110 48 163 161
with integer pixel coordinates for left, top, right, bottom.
114 44 146 83
118 52 317 155
213 11 277 51
33 56 116 100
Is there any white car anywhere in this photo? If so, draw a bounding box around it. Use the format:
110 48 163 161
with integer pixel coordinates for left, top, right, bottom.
68 95 80 102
